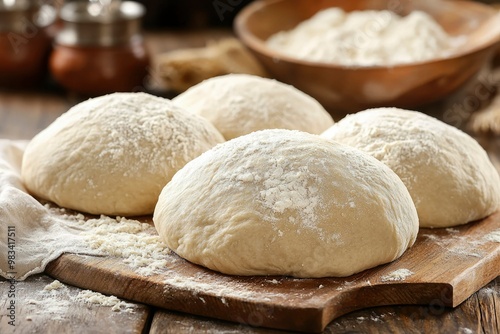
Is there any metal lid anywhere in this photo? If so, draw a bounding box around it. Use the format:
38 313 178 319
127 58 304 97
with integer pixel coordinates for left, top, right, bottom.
60 1 145 24
0 0 32 11
56 1 145 47
0 0 38 32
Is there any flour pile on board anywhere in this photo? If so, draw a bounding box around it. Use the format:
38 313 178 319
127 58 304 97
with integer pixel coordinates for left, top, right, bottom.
25 280 73 320
45 204 171 276
484 229 500 243
75 290 136 313
43 279 65 291
26 279 137 320
381 269 414 282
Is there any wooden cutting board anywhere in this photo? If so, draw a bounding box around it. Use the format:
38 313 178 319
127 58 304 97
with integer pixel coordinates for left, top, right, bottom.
44 211 500 333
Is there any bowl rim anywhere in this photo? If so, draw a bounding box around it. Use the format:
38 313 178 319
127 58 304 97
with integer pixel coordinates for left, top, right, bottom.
234 0 500 71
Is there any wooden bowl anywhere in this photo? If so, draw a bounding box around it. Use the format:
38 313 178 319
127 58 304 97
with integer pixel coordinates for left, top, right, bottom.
234 0 500 116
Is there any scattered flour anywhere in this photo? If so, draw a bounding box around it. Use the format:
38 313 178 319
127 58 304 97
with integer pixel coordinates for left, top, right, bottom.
159 270 330 306
478 287 498 296
484 229 500 243
43 279 65 291
421 227 499 259
381 269 414 282
163 274 278 302
354 313 388 323
423 234 439 241
75 290 136 313
266 8 465 66
26 279 137 320
449 246 483 258
22 280 71 320
45 204 172 276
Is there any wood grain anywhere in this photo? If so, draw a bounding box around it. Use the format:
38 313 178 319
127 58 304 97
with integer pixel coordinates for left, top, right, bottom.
150 310 283 334
0 275 152 334
0 90 73 140
45 212 500 333
149 276 499 334
326 277 500 334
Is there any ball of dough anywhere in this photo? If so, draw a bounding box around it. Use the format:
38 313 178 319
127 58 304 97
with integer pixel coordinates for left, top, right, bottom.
172 74 334 140
154 129 418 278
22 92 225 216
321 107 500 228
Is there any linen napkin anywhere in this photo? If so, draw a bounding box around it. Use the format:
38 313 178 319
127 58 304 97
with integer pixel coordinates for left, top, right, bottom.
0 140 97 280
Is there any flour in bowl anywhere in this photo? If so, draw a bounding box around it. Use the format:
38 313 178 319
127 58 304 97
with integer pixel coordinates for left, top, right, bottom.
266 8 465 66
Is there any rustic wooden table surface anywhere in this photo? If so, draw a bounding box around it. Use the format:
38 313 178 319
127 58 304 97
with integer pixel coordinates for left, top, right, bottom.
0 29 499 334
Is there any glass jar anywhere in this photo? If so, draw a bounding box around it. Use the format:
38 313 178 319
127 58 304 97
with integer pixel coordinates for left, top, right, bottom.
49 1 150 96
0 0 54 88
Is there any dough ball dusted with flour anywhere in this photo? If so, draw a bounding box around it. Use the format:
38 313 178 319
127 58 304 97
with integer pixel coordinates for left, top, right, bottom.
21 92 225 216
172 74 334 140
321 107 500 228
154 130 418 278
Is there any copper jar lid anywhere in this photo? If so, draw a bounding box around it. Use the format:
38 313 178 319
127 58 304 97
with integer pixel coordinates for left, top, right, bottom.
0 0 55 87
0 0 34 32
0 0 56 32
49 1 150 96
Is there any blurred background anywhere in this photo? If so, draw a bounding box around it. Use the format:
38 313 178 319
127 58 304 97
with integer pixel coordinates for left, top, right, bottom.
1 0 500 138
95 0 500 28
137 0 255 28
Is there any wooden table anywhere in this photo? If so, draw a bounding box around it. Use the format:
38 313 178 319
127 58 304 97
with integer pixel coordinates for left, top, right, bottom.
0 29 499 334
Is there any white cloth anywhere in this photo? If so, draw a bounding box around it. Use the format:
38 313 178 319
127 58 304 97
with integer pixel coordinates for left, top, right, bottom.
0 140 98 280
